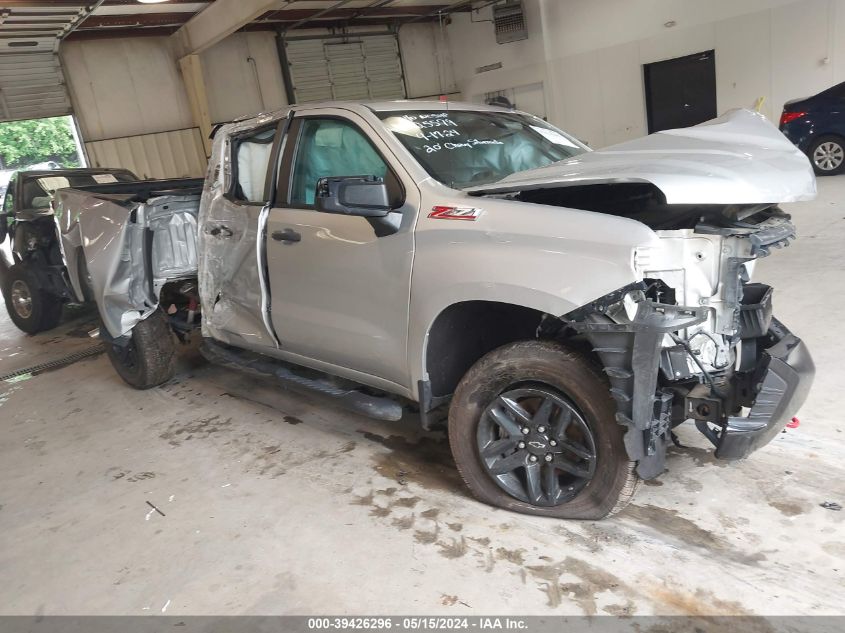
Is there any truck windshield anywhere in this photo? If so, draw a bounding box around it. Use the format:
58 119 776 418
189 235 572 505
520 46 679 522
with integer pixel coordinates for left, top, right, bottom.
377 110 587 188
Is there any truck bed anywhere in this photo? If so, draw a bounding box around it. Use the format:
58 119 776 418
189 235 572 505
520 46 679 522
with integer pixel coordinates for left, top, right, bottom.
68 177 205 202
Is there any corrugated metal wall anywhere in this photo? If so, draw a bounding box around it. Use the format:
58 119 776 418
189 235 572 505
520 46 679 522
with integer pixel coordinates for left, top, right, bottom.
85 128 207 180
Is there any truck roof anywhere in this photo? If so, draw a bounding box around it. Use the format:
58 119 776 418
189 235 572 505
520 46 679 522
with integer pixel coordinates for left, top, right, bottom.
228 100 518 126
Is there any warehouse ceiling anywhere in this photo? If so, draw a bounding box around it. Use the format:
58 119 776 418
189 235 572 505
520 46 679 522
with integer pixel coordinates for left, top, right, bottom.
0 0 480 121
64 0 476 39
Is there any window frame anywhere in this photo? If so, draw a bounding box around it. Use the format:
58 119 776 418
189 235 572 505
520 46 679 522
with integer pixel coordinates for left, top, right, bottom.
225 121 283 206
276 114 405 212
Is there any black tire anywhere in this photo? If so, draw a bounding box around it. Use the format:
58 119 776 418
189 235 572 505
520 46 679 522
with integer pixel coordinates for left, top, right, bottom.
105 308 176 389
448 340 638 519
808 135 845 176
2 263 63 334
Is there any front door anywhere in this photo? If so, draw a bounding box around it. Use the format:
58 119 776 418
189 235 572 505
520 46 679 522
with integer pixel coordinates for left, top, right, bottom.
198 117 285 351
265 110 417 389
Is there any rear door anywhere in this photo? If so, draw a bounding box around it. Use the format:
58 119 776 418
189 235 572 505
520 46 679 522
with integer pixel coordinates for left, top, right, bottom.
198 115 288 351
264 108 418 388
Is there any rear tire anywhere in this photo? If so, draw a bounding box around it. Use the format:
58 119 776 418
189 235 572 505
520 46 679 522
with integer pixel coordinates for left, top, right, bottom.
808 135 845 176
448 340 638 519
105 308 176 389
2 263 63 334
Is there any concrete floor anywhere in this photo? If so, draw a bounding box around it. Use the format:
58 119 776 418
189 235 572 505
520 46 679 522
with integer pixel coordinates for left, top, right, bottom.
0 179 843 617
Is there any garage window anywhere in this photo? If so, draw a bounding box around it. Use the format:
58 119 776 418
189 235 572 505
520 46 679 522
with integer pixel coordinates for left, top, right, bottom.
232 126 276 203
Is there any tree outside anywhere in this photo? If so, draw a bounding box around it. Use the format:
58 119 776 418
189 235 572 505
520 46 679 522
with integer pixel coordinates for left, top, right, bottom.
0 115 81 170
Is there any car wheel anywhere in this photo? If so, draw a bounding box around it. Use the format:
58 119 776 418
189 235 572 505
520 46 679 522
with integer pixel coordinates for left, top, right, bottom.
809 135 845 176
2 264 63 334
105 308 176 389
448 340 638 519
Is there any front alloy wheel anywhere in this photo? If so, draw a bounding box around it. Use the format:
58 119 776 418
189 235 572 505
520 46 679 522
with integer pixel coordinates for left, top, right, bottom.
478 387 596 507
448 340 639 519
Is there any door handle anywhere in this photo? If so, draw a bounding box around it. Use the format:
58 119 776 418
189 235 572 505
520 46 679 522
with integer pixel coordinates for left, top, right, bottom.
272 228 301 243
205 223 233 238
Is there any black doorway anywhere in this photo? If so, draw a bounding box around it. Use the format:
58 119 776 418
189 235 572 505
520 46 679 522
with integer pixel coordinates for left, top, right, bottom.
644 50 716 133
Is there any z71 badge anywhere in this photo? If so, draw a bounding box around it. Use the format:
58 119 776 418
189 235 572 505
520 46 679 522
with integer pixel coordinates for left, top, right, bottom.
428 206 483 220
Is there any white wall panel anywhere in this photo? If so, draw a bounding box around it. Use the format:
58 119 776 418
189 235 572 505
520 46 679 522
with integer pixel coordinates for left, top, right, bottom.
200 32 288 124
398 22 456 98
85 128 207 180
61 37 194 142
446 0 845 149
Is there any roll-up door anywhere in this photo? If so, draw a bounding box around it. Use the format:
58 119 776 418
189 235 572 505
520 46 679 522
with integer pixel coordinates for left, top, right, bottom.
284 34 406 104
0 52 71 122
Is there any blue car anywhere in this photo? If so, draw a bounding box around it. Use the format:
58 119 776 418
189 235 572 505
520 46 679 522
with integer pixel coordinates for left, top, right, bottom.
779 81 845 176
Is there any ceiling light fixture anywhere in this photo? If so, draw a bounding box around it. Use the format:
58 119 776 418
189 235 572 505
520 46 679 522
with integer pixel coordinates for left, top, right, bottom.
137 0 170 4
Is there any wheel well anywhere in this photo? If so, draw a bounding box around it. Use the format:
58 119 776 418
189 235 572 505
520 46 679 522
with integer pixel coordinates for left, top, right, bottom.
809 132 845 149
425 301 548 399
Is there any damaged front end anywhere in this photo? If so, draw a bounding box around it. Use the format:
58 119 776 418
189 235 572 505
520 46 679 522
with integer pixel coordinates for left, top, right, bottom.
561 208 815 479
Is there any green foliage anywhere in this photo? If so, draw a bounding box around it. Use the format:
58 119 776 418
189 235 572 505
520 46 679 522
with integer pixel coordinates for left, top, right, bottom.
0 116 80 170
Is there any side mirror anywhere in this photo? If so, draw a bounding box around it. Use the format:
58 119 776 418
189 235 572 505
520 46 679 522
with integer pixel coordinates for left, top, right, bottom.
315 176 392 218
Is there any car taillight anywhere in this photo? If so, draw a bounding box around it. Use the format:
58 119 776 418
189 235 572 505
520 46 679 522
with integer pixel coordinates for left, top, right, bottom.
780 111 806 126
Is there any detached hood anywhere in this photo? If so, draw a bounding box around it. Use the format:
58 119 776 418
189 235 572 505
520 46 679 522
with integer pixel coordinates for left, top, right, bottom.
465 109 816 205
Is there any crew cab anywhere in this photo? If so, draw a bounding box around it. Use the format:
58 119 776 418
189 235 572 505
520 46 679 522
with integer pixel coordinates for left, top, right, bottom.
1 167 137 333
56 102 815 519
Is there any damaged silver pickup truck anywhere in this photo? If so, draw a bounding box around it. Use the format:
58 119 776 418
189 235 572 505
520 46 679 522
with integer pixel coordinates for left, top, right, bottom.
56 102 815 519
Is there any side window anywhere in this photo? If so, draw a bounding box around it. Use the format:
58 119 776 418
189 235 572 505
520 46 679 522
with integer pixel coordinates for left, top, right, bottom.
290 118 389 206
231 126 276 203
3 176 16 216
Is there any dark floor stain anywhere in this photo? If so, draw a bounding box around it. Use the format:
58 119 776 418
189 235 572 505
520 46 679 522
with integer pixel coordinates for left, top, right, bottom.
60 407 82 421
643 479 664 487
159 415 232 446
447 522 463 532
392 496 420 509
769 499 807 516
495 547 525 565
350 492 374 506
391 514 415 530
437 536 467 559
370 505 391 518
284 415 303 426
126 472 156 482
668 444 727 468
359 430 462 493
527 557 625 613
420 508 439 520
603 601 636 616
682 477 704 493
623 504 765 564
414 524 440 545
